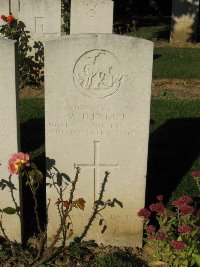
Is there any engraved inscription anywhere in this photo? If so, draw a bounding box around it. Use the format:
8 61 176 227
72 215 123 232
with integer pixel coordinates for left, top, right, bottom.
86 2 97 17
0 124 6 137
35 17 44 33
73 50 124 99
47 105 145 137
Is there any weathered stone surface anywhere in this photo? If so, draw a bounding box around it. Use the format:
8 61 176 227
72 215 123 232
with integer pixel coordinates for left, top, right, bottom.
11 0 20 18
45 34 153 247
19 0 61 41
70 0 114 34
0 39 21 242
170 0 199 43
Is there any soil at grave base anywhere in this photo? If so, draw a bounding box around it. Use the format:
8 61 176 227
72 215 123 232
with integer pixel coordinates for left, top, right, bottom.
19 79 200 99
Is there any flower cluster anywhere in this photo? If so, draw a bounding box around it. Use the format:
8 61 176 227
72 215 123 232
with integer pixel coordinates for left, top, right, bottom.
192 171 200 191
138 195 199 266
8 152 30 174
172 195 193 207
1 15 15 24
7 152 43 193
178 224 192 234
137 208 151 219
149 202 165 214
171 240 185 250
172 195 195 215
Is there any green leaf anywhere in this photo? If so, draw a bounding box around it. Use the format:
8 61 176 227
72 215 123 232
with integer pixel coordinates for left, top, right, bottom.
3 207 16 215
149 260 168 266
192 254 200 265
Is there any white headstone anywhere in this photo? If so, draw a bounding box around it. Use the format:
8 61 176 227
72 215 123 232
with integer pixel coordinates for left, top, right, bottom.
70 0 114 34
11 0 20 18
45 34 153 247
0 39 21 242
170 0 199 43
19 0 61 41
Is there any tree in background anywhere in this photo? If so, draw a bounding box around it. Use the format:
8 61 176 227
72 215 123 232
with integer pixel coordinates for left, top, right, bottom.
114 0 173 17
61 0 71 34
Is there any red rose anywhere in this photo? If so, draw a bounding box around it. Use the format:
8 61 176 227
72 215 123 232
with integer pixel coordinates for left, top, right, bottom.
6 15 15 24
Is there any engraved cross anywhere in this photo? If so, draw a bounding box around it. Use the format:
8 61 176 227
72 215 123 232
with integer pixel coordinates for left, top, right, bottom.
74 141 119 201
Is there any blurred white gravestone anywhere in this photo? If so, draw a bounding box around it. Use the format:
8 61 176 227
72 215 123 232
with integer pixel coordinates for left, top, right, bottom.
45 34 153 247
170 0 199 43
0 39 21 242
70 0 114 34
19 0 61 41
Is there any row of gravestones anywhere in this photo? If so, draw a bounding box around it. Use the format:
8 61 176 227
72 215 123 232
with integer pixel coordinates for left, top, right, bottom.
0 0 199 43
0 0 154 247
5 0 200 248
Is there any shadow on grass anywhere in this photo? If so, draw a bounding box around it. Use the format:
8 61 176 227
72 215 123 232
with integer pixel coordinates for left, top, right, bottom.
154 25 171 40
20 118 45 153
146 118 200 206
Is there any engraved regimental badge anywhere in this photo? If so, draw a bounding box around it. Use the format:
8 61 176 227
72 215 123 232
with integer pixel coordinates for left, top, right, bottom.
73 49 124 99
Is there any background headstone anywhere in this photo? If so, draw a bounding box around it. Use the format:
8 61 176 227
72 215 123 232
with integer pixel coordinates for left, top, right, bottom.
170 0 199 43
70 0 114 34
10 0 20 18
0 39 21 242
45 34 153 247
19 0 61 41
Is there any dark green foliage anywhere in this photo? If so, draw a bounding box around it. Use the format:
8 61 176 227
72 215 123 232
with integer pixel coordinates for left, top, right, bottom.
96 251 147 267
0 19 44 87
61 0 71 34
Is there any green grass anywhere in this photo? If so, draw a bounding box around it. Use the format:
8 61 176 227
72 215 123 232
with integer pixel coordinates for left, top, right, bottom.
130 24 169 40
147 99 200 205
153 47 200 79
126 16 200 79
126 16 171 41
19 98 200 206
19 98 45 159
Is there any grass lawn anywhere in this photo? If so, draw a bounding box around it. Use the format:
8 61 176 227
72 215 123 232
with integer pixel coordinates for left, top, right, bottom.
19 98 200 207
147 99 200 206
126 16 200 79
153 47 200 79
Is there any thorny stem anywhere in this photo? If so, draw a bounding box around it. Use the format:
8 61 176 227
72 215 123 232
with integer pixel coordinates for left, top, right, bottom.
9 175 20 219
32 189 43 235
78 171 110 242
31 168 80 267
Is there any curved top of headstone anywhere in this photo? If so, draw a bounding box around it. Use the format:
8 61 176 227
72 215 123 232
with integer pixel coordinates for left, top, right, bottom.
45 33 153 47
